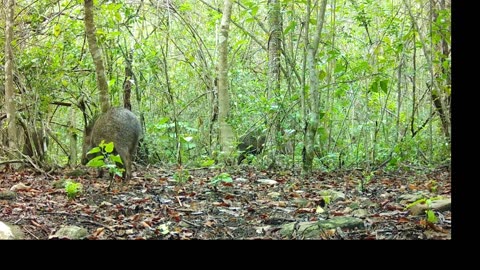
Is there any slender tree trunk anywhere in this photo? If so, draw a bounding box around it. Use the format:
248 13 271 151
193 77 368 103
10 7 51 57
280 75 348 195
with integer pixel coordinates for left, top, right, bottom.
267 0 282 167
217 0 235 162
161 42 182 165
69 108 77 166
84 0 110 113
431 0 451 140
302 0 328 174
123 50 133 111
4 0 17 156
404 0 450 140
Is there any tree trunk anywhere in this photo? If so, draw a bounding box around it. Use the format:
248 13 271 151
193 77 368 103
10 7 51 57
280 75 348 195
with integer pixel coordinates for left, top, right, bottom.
84 0 110 113
267 0 282 168
217 0 235 163
404 0 450 141
69 108 77 166
4 0 18 157
302 0 328 174
431 0 451 140
123 50 133 111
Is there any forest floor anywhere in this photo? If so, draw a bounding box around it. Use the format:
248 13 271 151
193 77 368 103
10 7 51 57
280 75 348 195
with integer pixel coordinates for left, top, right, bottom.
0 164 451 240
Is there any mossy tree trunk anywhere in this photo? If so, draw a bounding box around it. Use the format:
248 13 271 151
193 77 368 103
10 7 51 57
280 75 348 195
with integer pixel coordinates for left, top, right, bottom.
302 0 328 174
267 0 282 168
84 0 110 113
217 0 235 163
4 0 18 158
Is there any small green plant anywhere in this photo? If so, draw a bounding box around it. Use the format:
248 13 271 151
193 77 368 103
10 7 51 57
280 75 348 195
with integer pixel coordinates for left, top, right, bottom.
406 196 442 223
87 140 124 177
173 168 190 184
64 180 82 200
199 158 216 167
209 172 233 186
358 170 374 192
86 140 125 189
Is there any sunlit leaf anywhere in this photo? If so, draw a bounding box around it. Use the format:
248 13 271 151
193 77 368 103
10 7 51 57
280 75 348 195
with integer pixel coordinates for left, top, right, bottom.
179 3 192 12
182 136 193 142
284 21 297 35
110 155 123 164
53 24 61 37
201 159 215 167
87 157 105 167
426 210 438 223
87 147 101 155
102 142 113 153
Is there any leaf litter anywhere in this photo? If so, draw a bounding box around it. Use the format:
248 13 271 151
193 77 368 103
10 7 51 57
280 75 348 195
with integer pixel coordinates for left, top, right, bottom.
0 165 451 240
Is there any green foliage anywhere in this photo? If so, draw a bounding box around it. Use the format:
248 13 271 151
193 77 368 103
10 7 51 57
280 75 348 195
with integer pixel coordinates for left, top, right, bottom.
9 0 450 172
86 140 125 179
425 209 438 223
405 196 443 224
199 158 216 167
209 172 233 186
64 180 82 200
146 117 200 164
173 168 191 184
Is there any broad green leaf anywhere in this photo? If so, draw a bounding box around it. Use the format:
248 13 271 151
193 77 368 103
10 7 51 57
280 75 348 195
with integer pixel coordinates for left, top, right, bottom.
87 158 105 167
87 147 101 155
323 196 331 205
108 78 116 88
369 80 379 93
426 210 438 223
158 117 169 125
221 176 233 183
249 6 258 16
284 21 297 35
319 70 327 80
334 62 344 73
380 79 388 93
53 24 61 37
110 155 123 164
104 142 115 153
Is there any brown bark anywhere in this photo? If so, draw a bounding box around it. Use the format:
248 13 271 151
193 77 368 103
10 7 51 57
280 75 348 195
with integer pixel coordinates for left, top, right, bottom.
267 0 282 167
123 51 133 111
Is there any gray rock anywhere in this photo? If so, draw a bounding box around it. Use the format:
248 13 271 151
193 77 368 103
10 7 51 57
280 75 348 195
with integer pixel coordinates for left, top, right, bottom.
320 189 346 202
280 216 364 239
50 225 88 240
0 191 16 200
409 198 451 216
257 179 278 185
398 193 428 203
0 221 24 239
352 208 368 218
